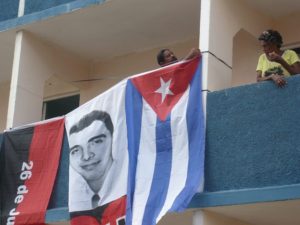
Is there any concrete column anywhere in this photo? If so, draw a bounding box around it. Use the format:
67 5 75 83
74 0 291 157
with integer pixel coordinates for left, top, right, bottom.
200 0 233 92
199 0 211 92
18 0 25 17
6 32 52 128
7 30 23 129
193 210 204 225
6 29 90 128
199 0 212 126
200 0 274 92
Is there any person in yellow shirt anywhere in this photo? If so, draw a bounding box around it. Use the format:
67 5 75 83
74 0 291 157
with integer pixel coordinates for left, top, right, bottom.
256 29 300 87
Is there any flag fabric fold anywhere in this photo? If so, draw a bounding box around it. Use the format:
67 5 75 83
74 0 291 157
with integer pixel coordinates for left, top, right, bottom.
126 58 205 225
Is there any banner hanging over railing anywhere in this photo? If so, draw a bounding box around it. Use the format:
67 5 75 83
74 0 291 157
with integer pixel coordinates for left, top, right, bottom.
0 118 65 225
65 56 205 225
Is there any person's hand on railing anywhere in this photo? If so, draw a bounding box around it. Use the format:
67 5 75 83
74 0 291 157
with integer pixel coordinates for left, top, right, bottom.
271 73 286 88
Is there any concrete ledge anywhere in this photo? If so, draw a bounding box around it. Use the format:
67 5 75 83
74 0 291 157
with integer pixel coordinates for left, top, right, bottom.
45 183 300 222
190 183 300 208
0 0 106 32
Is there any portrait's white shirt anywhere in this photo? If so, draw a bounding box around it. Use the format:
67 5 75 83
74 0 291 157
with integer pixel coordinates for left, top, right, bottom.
69 155 128 212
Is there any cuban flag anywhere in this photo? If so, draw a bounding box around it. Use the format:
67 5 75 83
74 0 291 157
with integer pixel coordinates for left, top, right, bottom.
125 57 205 225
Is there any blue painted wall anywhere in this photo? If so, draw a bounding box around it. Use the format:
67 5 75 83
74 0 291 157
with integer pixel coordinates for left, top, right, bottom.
0 133 2 150
48 132 69 209
0 0 19 22
0 0 105 32
24 0 76 15
205 75 300 192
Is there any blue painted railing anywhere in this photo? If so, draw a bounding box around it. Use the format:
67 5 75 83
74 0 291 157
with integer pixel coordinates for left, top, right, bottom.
24 0 76 15
0 0 19 22
191 75 300 208
205 75 300 192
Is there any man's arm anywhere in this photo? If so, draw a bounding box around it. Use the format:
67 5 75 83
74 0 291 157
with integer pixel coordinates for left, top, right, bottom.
184 48 201 61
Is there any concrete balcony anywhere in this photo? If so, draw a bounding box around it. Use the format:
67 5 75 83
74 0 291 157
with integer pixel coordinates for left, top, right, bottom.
1 0 300 224
40 75 300 223
192 75 300 207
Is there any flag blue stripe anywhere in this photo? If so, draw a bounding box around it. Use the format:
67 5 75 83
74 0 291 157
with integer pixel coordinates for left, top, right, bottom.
142 116 173 225
170 62 205 211
125 80 143 225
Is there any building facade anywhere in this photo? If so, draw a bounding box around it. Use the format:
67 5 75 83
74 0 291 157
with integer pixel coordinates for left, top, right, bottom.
1 0 300 224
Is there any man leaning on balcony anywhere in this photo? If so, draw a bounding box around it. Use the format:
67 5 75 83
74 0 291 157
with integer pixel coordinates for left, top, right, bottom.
157 48 200 67
256 29 300 88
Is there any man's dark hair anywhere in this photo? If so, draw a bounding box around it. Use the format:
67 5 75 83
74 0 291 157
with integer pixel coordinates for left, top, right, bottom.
69 110 114 135
157 49 169 65
258 29 283 48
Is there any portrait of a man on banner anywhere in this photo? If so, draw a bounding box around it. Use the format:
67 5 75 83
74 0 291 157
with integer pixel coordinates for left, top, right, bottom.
65 86 128 225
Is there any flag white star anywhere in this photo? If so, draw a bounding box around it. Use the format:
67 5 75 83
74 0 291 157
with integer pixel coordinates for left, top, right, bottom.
155 77 174 103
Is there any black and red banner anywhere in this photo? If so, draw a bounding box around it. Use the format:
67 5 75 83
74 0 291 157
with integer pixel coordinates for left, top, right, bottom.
0 118 64 225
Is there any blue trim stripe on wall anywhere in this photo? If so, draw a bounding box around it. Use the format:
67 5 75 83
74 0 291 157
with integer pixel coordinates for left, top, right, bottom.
45 183 300 222
189 183 300 208
0 0 106 32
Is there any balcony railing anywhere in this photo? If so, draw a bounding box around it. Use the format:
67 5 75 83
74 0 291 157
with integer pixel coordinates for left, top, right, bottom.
2 75 300 221
205 75 300 192
191 74 300 208
0 0 19 22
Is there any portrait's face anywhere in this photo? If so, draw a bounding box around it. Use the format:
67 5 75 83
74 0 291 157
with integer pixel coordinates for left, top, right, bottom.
69 120 112 182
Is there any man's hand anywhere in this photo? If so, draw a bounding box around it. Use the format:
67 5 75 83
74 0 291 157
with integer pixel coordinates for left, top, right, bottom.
271 74 286 88
185 48 201 61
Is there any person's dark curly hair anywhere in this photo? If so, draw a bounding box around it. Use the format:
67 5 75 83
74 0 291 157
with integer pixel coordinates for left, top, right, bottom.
258 29 283 48
157 49 169 65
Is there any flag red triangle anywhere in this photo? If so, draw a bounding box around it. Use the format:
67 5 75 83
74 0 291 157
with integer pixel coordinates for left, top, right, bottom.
131 57 200 121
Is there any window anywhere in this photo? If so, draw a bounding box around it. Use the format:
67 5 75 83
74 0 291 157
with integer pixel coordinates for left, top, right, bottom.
43 94 80 120
292 47 300 57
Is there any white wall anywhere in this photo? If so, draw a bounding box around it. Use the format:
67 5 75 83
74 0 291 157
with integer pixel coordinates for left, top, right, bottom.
202 210 254 225
232 29 261 87
7 31 89 128
44 75 79 101
158 211 193 225
209 0 271 65
0 81 10 131
202 0 273 91
274 12 300 48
